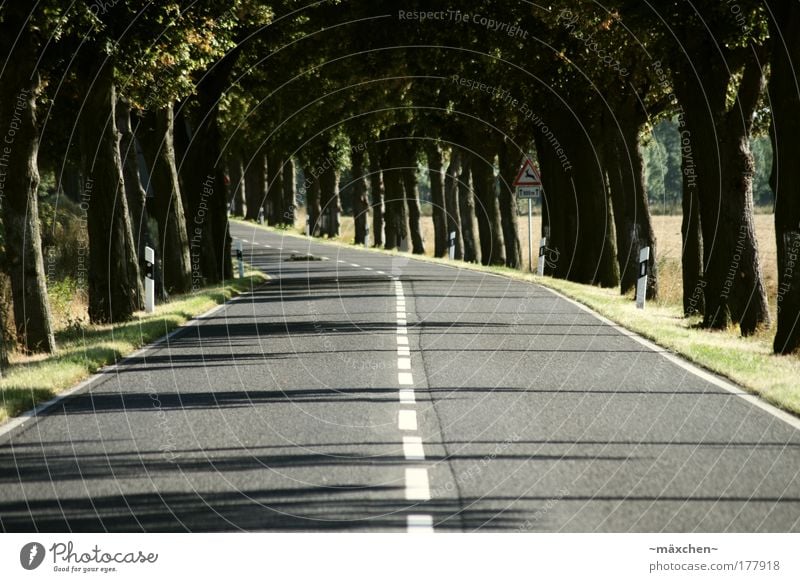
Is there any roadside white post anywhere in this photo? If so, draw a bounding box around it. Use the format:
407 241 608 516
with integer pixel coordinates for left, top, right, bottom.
305 216 310 237
144 246 155 314
636 246 650 309
537 237 547 276
448 231 456 260
365 222 370 248
236 239 244 279
258 207 264 224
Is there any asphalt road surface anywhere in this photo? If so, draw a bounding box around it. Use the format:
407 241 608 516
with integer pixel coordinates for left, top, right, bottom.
1 222 799 532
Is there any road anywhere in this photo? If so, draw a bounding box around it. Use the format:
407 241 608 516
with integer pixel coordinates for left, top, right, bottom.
1 221 799 532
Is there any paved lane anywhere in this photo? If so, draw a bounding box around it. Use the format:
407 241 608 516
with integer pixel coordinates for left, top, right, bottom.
1 222 798 532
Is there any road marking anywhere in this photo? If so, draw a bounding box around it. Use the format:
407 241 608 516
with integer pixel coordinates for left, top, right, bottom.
319 256 329 260
405 468 431 500
402 436 425 460
407 515 433 533
398 346 410 356
397 357 411 370
397 336 409 345
376 270 385 275
398 410 418 431
398 372 414 385
399 389 416 404
350 263 360 267
338 260 346 263
397 327 407 335
242 239 248 242
264 244 272 248
364 267 373 271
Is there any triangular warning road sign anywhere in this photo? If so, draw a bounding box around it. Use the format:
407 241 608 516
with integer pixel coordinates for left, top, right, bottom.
513 158 542 187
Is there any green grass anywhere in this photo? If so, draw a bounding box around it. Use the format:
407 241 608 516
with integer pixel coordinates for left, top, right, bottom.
233 217 800 417
0 269 267 424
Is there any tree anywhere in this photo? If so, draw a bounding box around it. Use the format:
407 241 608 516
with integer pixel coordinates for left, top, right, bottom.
654 0 770 335
767 0 800 354
0 2 56 351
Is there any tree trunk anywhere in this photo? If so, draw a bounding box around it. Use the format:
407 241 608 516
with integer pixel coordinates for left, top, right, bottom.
444 150 464 260
471 144 505 266
303 165 322 237
0 35 56 351
400 145 424 254
672 42 770 335
368 144 384 247
179 55 236 283
319 164 341 238
498 140 523 269
351 144 369 245
458 153 481 264
606 115 658 298
681 131 704 316
78 56 143 323
424 143 448 257
139 106 193 295
266 152 284 226
229 153 246 218
282 157 296 226
116 100 152 281
0 270 17 367
244 153 266 221
383 141 407 250
769 0 800 353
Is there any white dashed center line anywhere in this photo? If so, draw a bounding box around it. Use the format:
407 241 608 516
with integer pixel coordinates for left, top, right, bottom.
402 436 425 460
407 514 433 533
405 468 431 500
398 410 418 431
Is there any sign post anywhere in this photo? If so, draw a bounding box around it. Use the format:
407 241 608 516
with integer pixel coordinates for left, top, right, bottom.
513 158 543 273
236 240 244 279
144 246 155 314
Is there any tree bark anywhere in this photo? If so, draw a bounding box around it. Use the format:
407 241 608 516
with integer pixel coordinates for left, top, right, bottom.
139 106 193 295
444 150 464 260
351 144 369 245
282 157 296 226
0 29 56 351
458 153 481 264
368 144 384 247
768 0 800 353
424 142 448 257
78 55 143 323
498 140 523 269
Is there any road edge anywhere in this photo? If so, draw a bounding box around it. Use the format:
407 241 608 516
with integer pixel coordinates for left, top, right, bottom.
0 279 271 443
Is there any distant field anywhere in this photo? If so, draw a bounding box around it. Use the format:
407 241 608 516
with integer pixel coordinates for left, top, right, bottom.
329 212 778 313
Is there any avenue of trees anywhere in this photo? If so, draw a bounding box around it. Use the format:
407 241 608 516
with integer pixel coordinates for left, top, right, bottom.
0 0 799 359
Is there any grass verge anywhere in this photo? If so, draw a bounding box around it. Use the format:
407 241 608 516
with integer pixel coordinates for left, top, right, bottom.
233 218 799 417
0 268 267 424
